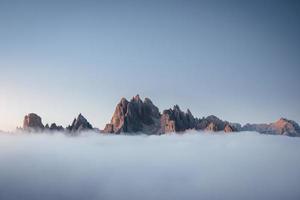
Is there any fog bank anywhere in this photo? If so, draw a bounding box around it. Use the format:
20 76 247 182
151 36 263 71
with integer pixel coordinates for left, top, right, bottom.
0 131 299 200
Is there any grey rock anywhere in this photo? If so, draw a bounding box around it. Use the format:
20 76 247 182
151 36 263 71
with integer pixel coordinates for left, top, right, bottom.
23 113 44 131
103 95 161 134
67 113 93 132
195 115 237 132
160 105 195 133
224 124 236 133
50 123 64 131
243 118 300 137
205 122 218 132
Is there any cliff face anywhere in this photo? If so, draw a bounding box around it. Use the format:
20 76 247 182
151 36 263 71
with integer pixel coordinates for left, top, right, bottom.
195 115 237 132
103 95 238 134
243 118 300 137
270 118 300 136
23 113 44 131
103 95 161 134
23 113 65 132
19 96 299 137
67 114 93 132
160 105 195 133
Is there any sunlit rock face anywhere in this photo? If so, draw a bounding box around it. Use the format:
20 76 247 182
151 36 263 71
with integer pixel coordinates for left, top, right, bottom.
224 124 236 133
268 118 300 136
161 105 195 133
103 95 161 134
243 118 300 137
23 113 44 131
67 114 93 132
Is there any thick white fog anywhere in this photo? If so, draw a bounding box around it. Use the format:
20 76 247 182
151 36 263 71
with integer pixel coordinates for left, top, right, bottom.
0 131 299 200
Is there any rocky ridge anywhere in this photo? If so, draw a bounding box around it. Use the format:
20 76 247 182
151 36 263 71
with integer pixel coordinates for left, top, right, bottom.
66 114 93 132
103 95 238 134
21 113 93 133
103 95 161 134
242 118 300 137
19 95 300 137
23 113 44 131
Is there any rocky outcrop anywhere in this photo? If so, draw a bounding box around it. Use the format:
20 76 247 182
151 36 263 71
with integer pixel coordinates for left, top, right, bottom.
205 122 218 132
224 124 236 133
195 115 237 132
23 113 44 131
243 118 300 137
269 118 300 136
103 95 161 134
67 114 93 132
160 105 195 133
103 96 238 134
18 96 300 137
51 123 64 131
229 123 242 131
242 123 269 133
45 123 64 131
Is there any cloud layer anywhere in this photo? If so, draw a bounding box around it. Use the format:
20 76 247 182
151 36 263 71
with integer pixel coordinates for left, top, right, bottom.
0 131 300 200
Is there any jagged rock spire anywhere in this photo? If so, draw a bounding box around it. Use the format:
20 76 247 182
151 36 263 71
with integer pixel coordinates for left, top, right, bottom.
161 105 195 133
67 113 93 132
23 113 44 131
103 95 161 134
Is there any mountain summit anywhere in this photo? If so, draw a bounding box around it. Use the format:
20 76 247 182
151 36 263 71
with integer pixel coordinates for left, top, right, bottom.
103 95 238 135
67 113 93 132
18 95 300 137
103 95 161 134
23 113 44 131
243 118 300 137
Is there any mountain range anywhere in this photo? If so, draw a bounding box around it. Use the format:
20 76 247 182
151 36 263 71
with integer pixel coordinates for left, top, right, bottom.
20 95 300 137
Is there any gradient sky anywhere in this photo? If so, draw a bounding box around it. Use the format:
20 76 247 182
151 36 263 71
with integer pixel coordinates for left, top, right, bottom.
0 0 299 131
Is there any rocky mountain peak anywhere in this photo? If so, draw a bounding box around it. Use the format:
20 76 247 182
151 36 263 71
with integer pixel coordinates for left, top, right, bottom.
67 113 93 132
242 118 300 136
120 97 129 105
103 95 161 134
161 105 195 133
132 94 142 103
144 97 153 105
23 113 44 131
173 104 181 111
271 118 300 136
195 115 236 132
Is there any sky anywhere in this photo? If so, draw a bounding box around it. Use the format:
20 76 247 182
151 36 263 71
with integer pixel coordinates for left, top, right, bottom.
0 0 299 131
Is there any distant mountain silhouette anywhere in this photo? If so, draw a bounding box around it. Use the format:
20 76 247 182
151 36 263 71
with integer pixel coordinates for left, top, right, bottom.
19 95 300 137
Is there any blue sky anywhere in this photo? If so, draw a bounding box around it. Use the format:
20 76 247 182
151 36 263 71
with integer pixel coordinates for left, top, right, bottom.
0 0 299 131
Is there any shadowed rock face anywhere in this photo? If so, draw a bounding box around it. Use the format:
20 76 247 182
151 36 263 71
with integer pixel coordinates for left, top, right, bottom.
103 95 161 134
19 96 300 137
67 114 93 132
45 123 64 132
23 113 44 131
161 105 195 133
205 122 218 132
243 118 300 136
103 96 238 134
50 123 64 131
242 123 270 133
224 124 236 133
195 115 237 132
